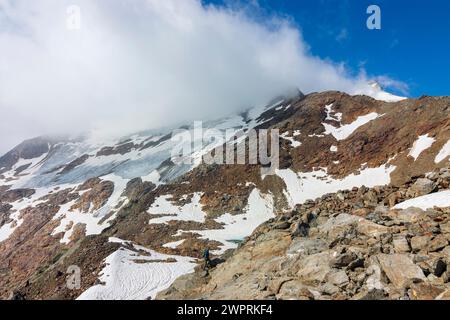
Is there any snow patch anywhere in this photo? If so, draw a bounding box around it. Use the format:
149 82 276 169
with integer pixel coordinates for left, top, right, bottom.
435 140 450 164
148 192 206 224
277 163 396 208
77 238 196 300
323 112 381 141
281 132 302 148
52 174 129 244
162 239 186 249
394 190 450 210
308 134 325 138
193 189 275 253
409 134 435 161
325 104 343 122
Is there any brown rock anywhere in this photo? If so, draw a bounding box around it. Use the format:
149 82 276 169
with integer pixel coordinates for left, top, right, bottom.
277 280 314 300
387 191 402 208
352 208 371 217
394 207 425 224
440 221 450 234
267 277 294 294
376 254 426 289
436 288 450 300
411 235 430 252
409 283 445 300
297 251 332 284
357 220 390 238
392 235 410 253
326 270 349 287
428 235 448 252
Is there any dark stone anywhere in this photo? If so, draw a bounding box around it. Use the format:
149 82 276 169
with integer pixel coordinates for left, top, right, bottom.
330 252 357 268
274 221 290 230
8 291 25 300
291 221 310 237
434 259 447 277
347 258 365 271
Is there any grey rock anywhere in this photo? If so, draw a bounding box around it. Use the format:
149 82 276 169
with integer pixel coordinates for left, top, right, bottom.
393 235 411 253
407 178 435 197
287 238 328 256
327 270 349 287
411 235 430 252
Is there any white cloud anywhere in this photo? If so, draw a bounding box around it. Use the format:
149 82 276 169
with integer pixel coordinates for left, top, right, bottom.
0 0 405 154
373 75 410 95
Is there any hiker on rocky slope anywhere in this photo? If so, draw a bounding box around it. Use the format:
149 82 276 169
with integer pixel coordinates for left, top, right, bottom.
202 248 211 272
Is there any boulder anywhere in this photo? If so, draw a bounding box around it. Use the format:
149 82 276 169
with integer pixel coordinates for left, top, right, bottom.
277 280 314 300
407 178 436 197
320 283 339 295
393 207 425 224
352 289 388 300
441 246 450 261
330 252 358 268
352 208 371 218
376 254 426 289
319 214 388 241
433 259 447 277
267 276 294 294
409 283 445 300
411 235 430 252
363 190 379 206
427 273 444 285
436 288 450 300
357 220 390 238
287 238 327 256
290 220 310 237
365 264 384 291
8 291 25 300
273 221 290 230
387 191 403 207
326 270 349 287
392 235 411 253
426 171 440 181
296 252 332 284
440 221 450 234
428 235 448 252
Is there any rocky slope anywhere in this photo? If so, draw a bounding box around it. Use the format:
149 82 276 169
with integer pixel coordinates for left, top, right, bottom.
158 168 450 300
0 89 449 300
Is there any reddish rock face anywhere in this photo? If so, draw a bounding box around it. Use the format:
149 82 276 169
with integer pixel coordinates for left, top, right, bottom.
0 189 35 203
71 178 114 213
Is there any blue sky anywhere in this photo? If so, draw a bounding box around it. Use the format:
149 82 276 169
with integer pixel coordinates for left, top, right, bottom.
205 0 450 97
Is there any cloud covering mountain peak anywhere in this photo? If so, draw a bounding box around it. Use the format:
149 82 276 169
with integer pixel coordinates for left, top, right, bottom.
0 0 403 154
